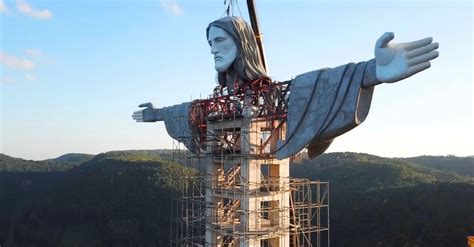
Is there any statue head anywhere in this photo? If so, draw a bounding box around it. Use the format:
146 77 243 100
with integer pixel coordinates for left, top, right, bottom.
207 25 238 73
206 16 267 86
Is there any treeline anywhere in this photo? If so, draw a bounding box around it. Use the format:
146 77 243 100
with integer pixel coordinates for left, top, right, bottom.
402 155 474 177
291 152 474 190
0 151 194 247
0 154 73 172
0 151 472 246
291 152 474 247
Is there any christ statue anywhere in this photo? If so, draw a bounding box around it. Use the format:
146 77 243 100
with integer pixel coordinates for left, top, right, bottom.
132 16 439 159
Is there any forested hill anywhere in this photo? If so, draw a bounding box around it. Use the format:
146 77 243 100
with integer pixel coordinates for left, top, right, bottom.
0 153 70 172
291 152 474 246
0 151 194 247
0 151 472 246
291 152 474 190
402 155 474 176
45 153 94 167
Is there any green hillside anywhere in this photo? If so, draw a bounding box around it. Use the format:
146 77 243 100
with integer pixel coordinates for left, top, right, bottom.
46 153 94 167
0 154 71 172
402 155 474 177
0 151 194 247
291 152 474 246
0 151 472 247
291 152 474 192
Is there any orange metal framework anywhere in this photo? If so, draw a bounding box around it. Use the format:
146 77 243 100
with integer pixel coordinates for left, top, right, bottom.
189 77 290 152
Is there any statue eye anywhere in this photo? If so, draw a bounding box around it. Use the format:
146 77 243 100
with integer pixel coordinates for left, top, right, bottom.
208 37 226 47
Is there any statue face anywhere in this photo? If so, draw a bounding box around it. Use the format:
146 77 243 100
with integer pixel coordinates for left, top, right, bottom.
208 26 238 72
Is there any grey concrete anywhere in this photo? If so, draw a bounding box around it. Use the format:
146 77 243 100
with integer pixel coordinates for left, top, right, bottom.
276 60 376 159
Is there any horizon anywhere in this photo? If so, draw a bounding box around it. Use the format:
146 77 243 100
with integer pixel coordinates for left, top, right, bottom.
1 0 473 160
1 149 473 162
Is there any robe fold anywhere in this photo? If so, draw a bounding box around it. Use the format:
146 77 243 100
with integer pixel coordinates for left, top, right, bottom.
161 102 195 151
275 59 377 159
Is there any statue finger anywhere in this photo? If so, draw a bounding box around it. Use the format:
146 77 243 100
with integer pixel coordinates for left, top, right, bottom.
408 51 439 66
406 43 439 59
404 37 433 51
133 115 143 121
407 62 431 76
138 102 153 108
132 115 143 121
375 32 394 48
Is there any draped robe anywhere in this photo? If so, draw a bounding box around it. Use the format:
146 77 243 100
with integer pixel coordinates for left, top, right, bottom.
160 59 379 160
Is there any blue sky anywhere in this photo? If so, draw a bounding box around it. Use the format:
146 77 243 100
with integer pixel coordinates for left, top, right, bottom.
1 0 472 160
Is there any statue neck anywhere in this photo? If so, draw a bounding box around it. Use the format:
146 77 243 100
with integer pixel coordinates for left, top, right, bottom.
225 70 242 95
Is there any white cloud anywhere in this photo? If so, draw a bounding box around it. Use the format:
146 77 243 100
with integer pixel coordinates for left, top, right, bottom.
160 0 182 16
0 51 35 70
0 0 7 13
16 0 52 20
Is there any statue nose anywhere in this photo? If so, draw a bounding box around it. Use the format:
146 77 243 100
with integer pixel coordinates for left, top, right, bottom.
211 44 218 54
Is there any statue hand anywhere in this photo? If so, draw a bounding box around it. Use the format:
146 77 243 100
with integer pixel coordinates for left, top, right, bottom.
132 102 163 122
375 32 439 83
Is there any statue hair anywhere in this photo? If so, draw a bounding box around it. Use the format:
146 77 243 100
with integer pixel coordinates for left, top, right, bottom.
206 16 267 87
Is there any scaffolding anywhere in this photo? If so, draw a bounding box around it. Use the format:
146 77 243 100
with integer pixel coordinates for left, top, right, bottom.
170 177 329 247
170 79 329 247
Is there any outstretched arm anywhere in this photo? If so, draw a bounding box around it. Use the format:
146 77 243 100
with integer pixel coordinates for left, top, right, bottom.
132 102 164 122
371 32 439 85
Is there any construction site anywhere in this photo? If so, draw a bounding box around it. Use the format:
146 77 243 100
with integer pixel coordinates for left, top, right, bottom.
169 78 330 247
127 0 443 245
